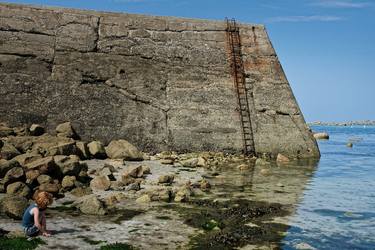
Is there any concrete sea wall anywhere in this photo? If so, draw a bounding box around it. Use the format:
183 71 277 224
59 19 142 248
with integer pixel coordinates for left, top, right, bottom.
0 3 319 158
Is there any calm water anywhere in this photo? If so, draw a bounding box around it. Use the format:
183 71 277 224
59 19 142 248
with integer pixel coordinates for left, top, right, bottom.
282 126 375 249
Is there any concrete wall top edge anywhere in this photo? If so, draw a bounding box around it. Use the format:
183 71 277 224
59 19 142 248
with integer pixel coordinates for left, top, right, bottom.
0 2 265 30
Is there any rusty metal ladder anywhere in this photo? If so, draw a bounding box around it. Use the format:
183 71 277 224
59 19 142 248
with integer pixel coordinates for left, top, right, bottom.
226 18 255 156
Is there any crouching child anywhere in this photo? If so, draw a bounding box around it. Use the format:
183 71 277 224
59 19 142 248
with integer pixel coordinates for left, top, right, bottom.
22 191 54 237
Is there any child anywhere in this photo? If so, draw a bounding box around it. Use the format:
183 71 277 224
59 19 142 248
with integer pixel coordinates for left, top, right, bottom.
22 191 53 237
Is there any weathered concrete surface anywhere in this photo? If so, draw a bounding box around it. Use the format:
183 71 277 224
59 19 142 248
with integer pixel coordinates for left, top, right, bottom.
0 3 320 158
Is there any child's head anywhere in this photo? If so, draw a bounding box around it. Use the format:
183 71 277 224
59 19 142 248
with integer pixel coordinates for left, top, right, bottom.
34 191 53 210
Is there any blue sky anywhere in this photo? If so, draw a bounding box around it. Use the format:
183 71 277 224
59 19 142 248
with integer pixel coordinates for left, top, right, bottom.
3 0 375 122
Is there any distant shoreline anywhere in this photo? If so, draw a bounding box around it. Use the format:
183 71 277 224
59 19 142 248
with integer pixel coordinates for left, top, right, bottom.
308 120 375 126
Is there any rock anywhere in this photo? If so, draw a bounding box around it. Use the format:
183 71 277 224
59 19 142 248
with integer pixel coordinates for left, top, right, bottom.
0 195 29 219
276 153 290 164
54 155 85 177
255 158 270 166
38 182 61 194
121 175 137 186
76 195 106 215
237 164 251 171
46 142 78 156
276 182 284 187
0 142 21 160
13 152 42 167
174 186 193 202
110 181 126 190
87 141 106 159
313 132 329 140
180 158 199 168
29 124 45 136
25 156 61 179
148 188 172 202
125 182 140 191
6 182 31 198
0 159 21 178
158 174 174 184
56 122 77 139
160 159 174 165
0 125 15 137
3 167 25 187
90 176 111 191
136 194 151 203
294 242 316 250
197 157 207 167
70 187 92 197
99 165 116 181
347 142 353 148
76 141 89 159
200 179 211 191
260 168 271 176
61 176 76 189
105 139 143 161
123 165 143 178
37 174 52 185
25 170 41 182
141 165 151 175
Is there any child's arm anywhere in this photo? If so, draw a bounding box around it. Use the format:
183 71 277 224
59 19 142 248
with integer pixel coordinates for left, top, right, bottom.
33 208 50 236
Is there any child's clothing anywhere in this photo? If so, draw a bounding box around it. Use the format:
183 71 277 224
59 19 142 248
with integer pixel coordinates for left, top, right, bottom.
22 203 40 237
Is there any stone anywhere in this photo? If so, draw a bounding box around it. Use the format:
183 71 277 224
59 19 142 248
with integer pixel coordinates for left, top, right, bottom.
141 165 151 175
76 195 106 215
13 152 42 167
174 186 193 202
87 141 106 159
105 139 144 161
90 176 111 191
200 179 211 191
37 174 52 185
260 168 271 176
29 124 45 136
0 159 21 178
61 176 76 189
46 142 78 156
158 174 174 184
24 156 61 178
255 158 270 166
123 165 143 178
136 194 151 203
0 142 21 160
237 164 251 171
0 195 29 219
148 188 172 202
347 142 353 148
0 125 15 137
3 167 25 187
313 132 329 140
56 122 77 138
197 157 207 167
25 169 41 182
121 175 137 186
125 182 140 191
54 155 85 177
6 182 31 198
276 153 290 164
160 159 174 165
38 182 60 194
70 187 92 197
180 158 199 168
76 141 90 159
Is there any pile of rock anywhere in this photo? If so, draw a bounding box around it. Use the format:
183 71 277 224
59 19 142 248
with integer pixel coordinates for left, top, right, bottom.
0 122 145 218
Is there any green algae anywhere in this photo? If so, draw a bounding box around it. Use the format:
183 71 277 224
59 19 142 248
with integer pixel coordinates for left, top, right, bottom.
0 236 46 250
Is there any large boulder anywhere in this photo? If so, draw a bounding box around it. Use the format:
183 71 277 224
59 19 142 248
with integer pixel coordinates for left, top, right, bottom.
87 141 106 159
76 195 106 215
54 155 86 177
24 156 62 179
313 132 329 140
38 181 61 195
123 165 144 178
61 176 76 190
13 152 43 167
0 195 29 219
37 175 52 185
0 142 21 160
158 175 174 184
56 122 77 139
105 140 143 161
3 167 25 187
90 176 111 191
180 158 199 168
29 124 45 136
0 159 21 178
174 186 193 202
76 141 89 159
46 142 78 156
6 182 31 198
0 125 15 137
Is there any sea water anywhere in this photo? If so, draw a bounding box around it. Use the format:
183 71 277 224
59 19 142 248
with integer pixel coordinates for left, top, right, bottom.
282 126 375 249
